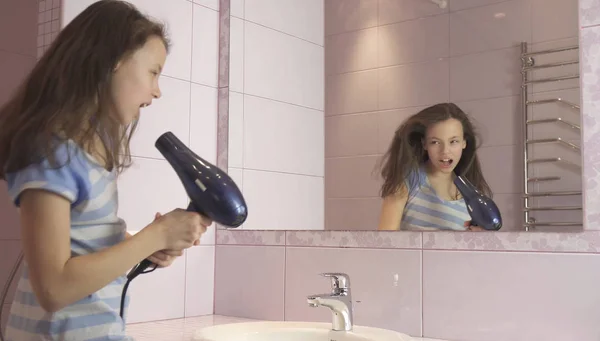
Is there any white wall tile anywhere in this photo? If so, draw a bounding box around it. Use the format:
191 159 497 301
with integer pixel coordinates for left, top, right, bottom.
128 0 193 80
193 0 219 11
229 17 245 93
231 0 245 18
245 0 324 45
242 170 324 230
228 91 244 168
192 5 219 87
244 22 324 110
62 0 193 81
184 245 215 316
126 253 186 323
190 83 218 165
130 76 191 159
227 167 244 192
243 95 324 177
117 157 188 234
61 0 96 26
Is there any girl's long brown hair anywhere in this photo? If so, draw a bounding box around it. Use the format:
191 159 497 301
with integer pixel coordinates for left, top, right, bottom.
0 0 170 179
378 103 492 199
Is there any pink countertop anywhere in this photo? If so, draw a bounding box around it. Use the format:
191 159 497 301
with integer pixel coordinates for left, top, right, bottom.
125 314 447 341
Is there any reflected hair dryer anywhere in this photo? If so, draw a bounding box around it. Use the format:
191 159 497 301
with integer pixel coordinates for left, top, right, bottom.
453 174 502 231
120 131 248 318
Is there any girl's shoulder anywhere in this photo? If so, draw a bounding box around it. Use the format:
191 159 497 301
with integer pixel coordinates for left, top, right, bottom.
4 139 106 208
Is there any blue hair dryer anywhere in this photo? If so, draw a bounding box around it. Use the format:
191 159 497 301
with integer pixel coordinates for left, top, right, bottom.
454 175 502 231
120 131 248 318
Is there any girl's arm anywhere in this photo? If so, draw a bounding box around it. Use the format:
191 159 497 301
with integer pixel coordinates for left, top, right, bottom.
377 185 408 231
19 189 166 313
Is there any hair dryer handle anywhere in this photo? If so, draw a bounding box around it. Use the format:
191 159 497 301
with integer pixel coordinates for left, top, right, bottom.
128 202 201 279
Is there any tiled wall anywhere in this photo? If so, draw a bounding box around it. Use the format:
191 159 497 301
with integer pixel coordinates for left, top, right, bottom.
0 0 44 332
324 0 581 231
226 0 325 230
214 226 600 341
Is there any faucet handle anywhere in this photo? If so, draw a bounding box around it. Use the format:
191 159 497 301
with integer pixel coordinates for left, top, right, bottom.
320 272 350 291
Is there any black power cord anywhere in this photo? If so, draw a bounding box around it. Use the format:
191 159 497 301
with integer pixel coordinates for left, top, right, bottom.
119 259 158 319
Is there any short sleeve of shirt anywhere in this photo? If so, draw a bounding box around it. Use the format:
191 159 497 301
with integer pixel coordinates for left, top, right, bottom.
404 167 425 199
5 142 84 207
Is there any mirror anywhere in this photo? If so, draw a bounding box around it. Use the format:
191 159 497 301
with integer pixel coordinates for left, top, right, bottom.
218 0 582 232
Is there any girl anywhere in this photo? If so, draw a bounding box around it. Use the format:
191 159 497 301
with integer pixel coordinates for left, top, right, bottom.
0 1 211 340
377 103 492 231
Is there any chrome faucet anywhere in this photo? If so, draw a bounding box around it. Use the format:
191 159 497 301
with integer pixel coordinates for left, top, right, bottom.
307 272 353 332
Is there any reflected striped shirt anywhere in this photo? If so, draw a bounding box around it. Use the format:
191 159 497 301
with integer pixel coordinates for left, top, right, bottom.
401 166 471 231
4 139 133 341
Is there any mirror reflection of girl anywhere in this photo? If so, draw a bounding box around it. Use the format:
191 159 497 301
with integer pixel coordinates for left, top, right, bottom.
377 103 492 231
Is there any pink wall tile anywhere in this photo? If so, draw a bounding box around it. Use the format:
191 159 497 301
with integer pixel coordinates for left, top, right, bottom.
325 198 381 230
456 96 521 148
492 193 523 231
325 27 378 75
325 112 379 157
376 107 426 153
378 60 449 110
531 0 579 43
422 250 600 341
0 183 20 240
286 230 422 249
326 70 378 115
450 0 531 57
284 247 422 336
378 14 449 67
0 0 37 57
379 0 447 25
1 303 11 334
0 51 36 107
325 155 381 198
214 245 285 320
216 229 286 246
324 0 377 36
448 0 509 12
477 144 522 194
449 46 521 102
422 230 600 252
0 241 22 307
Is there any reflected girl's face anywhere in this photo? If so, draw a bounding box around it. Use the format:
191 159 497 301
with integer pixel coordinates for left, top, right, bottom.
423 118 467 174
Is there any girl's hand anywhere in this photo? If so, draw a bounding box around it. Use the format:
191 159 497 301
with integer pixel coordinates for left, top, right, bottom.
146 212 199 268
464 221 485 232
146 248 183 268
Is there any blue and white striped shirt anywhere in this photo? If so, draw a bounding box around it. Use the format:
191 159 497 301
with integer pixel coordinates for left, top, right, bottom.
401 166 471 231
4 139 133 340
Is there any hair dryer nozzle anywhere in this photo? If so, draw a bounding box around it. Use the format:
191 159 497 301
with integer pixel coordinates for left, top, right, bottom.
155 132 248 228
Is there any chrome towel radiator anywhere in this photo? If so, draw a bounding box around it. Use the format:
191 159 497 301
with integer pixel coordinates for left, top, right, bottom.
520 41 582 231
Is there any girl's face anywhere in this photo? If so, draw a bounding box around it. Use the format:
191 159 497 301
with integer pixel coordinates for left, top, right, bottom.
422 118 467 174
109 36 167 125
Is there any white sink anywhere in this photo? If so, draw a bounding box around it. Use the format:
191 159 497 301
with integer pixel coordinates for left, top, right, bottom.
192 321 414 341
